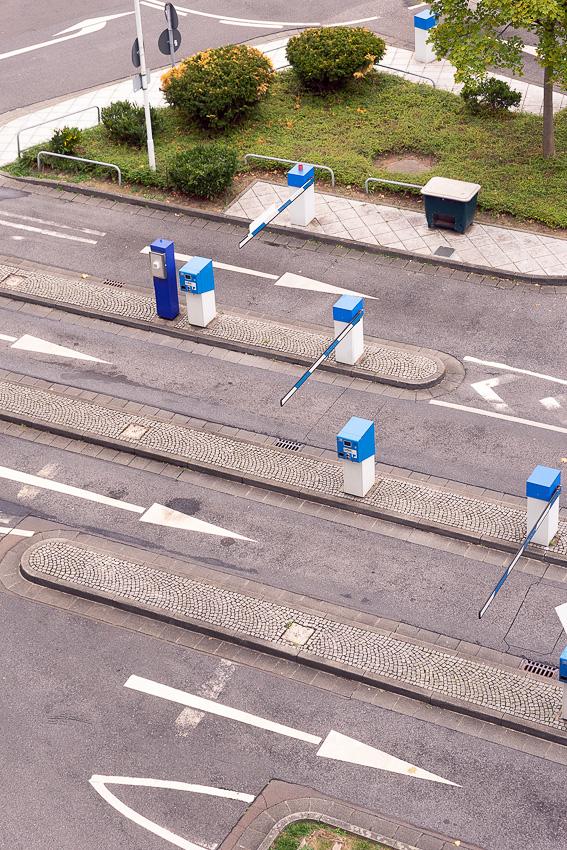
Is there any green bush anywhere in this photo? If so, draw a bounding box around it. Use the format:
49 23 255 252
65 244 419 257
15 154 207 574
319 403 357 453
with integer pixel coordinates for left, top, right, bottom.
461 77 522 113
49 126 82 155
161 44 274 128
101 100 164 146
168 143 238 198
286 27 386 91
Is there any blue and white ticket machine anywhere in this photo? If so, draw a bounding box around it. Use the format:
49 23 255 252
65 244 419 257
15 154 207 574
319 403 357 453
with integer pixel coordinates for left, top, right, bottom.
526 465 560 546
149 238 179 320
178 256 216 327
337 416 375 497
560 646 567 719
414 9 437 64
287 163 315 226
333 295 364 365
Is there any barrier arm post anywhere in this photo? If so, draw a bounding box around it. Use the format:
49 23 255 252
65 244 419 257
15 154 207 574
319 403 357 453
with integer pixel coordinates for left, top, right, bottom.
239 178 314 249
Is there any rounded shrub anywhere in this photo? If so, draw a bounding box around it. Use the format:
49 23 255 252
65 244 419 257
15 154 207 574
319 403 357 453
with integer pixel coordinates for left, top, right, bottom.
101 100 164 146
461 77 522 113
286 27 386 91
168 144 238 198
49 126 82 155
161 44 274 128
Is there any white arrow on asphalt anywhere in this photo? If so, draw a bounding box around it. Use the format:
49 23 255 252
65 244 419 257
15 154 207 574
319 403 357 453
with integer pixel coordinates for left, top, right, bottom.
9 334 108 363
0 466 253 540
140 245 278 280
470 376 512 411
54 12 135 35
125 675 459 785
275 271 376 299
556 602 567 633
0 20 114 62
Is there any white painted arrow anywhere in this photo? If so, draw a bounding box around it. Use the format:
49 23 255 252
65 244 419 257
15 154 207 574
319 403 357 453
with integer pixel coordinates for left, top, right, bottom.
140 504 256 541
470 376 512 411
10 334 108 363
54 12 134 35
125 675 459 785
275 271 376 299
556 602 567 633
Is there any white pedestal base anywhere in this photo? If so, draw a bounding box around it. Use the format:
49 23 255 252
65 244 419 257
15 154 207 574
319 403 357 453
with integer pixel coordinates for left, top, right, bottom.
342 455 375 497
334 317 364 365
185 290 216 328
527 495 559 545
289 183 315 226
414 28 436 63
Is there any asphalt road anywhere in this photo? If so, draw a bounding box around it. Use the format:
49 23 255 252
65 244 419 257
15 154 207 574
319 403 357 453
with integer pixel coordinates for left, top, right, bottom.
2 590 566 850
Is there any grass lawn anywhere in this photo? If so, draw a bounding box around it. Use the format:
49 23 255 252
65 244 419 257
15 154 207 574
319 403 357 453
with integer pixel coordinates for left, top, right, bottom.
269 819 389 850
8 68 567 229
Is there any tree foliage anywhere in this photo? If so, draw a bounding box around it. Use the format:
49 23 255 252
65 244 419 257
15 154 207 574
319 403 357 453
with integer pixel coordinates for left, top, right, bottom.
429 0 567 155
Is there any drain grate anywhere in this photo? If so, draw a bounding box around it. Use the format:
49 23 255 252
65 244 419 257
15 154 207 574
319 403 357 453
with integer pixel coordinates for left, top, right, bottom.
274 437 304 452
522 659 557 678
101 278 125 287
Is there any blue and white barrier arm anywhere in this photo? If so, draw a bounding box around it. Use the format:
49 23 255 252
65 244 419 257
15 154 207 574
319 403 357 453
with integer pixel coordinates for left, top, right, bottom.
239 178 315 249
478 484 561 619
280 310 363 406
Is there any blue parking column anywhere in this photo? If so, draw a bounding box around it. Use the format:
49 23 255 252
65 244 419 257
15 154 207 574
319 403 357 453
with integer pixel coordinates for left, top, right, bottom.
179 256 216 327
337 417 375 497
414 9 436 63
333 295 364 365
560 646 567 720
149 238 179 320
287 163 315 226
526 465 560 545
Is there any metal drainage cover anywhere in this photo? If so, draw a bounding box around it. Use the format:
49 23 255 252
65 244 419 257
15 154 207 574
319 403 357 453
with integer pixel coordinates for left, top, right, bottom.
102 278 125 287
274 438 303 451
119 423 150 441
434 246 455 258
522 659 557 678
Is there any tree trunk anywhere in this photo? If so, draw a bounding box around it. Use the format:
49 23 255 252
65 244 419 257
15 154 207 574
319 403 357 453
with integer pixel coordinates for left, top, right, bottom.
542 63 555 158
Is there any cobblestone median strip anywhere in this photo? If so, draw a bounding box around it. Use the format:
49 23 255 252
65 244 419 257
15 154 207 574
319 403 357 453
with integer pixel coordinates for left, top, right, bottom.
23 539 567 734
0 264 443 387
1 378 567 555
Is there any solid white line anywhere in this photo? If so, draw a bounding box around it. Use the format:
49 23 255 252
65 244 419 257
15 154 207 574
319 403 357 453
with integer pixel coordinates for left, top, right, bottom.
332 16 380 24
0 466 145 513
464 356 567 387
0 527 34 536
0 219 97 244
0 334 17 342
430 399 567 435
141 0 188 14
90 776 251 850
0 210 105 236
125 675 322 744
220 21 281 28
172 3 320 26
140 246 278 279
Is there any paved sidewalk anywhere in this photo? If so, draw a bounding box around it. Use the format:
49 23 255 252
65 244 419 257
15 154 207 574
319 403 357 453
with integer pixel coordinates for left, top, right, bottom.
20 534 567 742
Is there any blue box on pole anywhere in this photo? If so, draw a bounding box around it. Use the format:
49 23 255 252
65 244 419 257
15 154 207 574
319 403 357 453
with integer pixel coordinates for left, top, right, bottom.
337 417 374 463
149 238 179 319
526 465 561 501
287 163 315 188
179 257 215 293
333 295 363 323
414 9 437 29
560 646 567 682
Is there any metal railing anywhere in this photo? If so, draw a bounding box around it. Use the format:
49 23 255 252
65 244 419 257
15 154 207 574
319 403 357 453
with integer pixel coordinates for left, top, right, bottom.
365 177 423 194
243 153 335 186
37 151 122 185
374 63 436 88
17 106 101 157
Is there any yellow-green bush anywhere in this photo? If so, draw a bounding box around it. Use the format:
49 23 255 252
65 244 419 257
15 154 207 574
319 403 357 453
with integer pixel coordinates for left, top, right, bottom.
286 27 386 92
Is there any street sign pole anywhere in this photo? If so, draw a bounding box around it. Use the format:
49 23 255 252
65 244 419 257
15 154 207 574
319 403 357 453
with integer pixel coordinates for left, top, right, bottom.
133 0 156 171
165 3 176 68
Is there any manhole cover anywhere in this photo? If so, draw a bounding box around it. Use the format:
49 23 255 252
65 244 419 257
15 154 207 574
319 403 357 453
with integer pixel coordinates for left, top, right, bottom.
522 659 557 678
119 423 149 441
282 623 315 645
274 438 303 451
434 246 455 258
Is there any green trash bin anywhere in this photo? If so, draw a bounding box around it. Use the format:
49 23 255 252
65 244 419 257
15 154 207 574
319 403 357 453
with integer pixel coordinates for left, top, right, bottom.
421 176 480 234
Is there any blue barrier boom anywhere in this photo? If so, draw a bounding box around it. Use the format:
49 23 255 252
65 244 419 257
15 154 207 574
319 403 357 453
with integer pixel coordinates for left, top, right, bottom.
239 177 315 249
280 310 363 406
478 484 561 619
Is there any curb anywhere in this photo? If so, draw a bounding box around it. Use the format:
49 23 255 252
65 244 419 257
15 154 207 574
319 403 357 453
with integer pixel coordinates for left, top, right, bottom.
19 534 567 747
3 170 566 286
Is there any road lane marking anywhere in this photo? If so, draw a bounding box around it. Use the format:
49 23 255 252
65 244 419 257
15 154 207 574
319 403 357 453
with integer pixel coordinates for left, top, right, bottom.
220 20 282 28
556 602 567 632
430 399 567 435
0 527 34 536
140 245 278 279
276 271 376 298
317 730 459 785
0 210 105 236
0 219 97 244
163 4 320 26
89 776 253 850
142 0 188 14
175 659 234 735
10 334 109 362
332 16 380 24
0 334 17 342
470 376 515 411
17 461 60 502
540 397 561 411
464 356 567 386
125 675 323 744
0 12 131 61
139 504 255 541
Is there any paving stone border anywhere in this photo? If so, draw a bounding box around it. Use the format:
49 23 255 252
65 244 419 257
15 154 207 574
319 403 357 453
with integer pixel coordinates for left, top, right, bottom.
221 780 486 850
